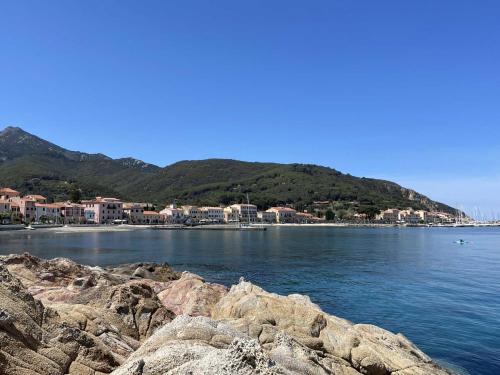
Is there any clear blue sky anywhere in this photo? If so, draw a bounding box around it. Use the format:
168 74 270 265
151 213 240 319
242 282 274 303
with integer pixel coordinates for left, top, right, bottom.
1 1 499 217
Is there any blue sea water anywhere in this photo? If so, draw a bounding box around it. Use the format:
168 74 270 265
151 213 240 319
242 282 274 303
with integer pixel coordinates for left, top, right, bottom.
0 226 498 374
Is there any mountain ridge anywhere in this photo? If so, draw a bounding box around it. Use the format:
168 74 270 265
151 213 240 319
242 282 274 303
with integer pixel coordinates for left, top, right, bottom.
0 126 456 215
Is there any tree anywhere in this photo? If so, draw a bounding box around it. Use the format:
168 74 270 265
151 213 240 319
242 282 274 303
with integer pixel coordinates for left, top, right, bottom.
70 188 81 203
325 209 335 221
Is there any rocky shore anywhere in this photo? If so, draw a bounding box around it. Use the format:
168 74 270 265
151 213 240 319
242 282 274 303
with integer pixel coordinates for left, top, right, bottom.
0 253 453 375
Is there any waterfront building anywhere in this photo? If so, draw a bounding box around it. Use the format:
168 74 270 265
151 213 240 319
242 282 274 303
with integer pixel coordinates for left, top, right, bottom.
200 207 224 223
295 212 315 223
123 203 145 224
258 211 276 223
223 206 239 223
0 199 11 214
229 204 258 223
84 209 96 223
266 207 297 223
0 187 20 201
81 197 123 224
144 211 161 224
57 202 85 224
376 208 401 223
14 197 37 222
35 203 62 223
399 209 421 224
160 204 185 224
182 205 202 223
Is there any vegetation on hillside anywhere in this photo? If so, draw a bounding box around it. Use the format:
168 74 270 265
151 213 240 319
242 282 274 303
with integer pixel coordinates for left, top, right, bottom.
0 126 456 215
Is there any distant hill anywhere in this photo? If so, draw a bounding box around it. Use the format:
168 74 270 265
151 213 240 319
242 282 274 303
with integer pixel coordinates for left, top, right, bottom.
0 126 456 215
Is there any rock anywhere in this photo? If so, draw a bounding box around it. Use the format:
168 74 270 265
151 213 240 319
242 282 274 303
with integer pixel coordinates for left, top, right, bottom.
212 279 453 375
157 271 228 317
0 254 455 375
112 316 290 374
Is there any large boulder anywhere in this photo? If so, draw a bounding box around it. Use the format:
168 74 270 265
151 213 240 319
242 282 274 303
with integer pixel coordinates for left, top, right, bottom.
212 279 453 375
0 263 124 374
112 315 341 375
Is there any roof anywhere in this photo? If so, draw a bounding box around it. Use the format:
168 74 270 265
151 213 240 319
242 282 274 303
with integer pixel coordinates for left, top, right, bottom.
0 188 20 195
144 211 159 215
26 194 47 200
267 207 297 212
35 203 61 209
0 199 10 204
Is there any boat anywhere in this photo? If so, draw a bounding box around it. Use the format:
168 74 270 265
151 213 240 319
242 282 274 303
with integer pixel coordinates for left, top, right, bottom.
25 224 35 230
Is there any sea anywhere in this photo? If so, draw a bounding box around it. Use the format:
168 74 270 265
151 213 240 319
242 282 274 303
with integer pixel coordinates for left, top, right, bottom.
0 226 498 374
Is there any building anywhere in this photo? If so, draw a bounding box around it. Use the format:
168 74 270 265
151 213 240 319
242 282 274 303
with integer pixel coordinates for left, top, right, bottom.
123 203 145 224
229 204 258 223
0 199 11 214
0 188 20 201
58 202 85 224
144 211 161 224
258 211 276 223
160 204 185 224
399 209 421 224
182 205 202 223
266 207 297 223
35 203 62 223
223 206 239 223
81 197 123 224
15 197 37 222
376 209 401 223
200 207 224 223
295 212 315 223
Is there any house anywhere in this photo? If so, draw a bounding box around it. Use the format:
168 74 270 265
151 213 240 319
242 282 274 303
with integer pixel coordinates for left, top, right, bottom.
143 211 161 224
399 209 421 224
57 202 85 224
266 207 297 223
295 212 315 223
200 207 224 223
0 199 11 214
123 203 145 224
182 206 202 223
258 211 276 223
223 206 239 223
35 203 62 223
81 197 123 224
25 194 47 203
229 204 258 223
16 198 37 222
376 209 400 223
160 204 185 224
0 188 20 201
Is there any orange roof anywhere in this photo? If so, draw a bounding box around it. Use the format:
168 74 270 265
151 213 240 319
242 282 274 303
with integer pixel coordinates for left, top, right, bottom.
144 210 159 215
0 188 20 194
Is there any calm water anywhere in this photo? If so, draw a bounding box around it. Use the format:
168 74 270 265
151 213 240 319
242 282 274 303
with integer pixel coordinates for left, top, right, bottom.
0 227 499 374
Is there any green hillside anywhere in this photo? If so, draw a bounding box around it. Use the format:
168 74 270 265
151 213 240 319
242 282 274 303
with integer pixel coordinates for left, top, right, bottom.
0 126 456 216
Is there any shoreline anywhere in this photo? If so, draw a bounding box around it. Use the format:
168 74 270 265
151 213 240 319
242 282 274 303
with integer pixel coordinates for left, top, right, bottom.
0 222 499 234
0 252 457 375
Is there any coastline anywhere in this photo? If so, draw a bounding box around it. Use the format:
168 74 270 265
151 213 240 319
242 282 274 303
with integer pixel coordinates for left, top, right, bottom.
1 222 499 235
0 252 456 375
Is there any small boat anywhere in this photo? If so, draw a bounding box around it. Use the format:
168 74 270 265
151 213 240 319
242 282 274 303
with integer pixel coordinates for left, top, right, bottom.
454 239 468 245
25 224 35 230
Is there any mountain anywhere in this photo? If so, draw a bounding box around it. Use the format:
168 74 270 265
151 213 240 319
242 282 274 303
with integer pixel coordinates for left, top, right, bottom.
0 126 456 215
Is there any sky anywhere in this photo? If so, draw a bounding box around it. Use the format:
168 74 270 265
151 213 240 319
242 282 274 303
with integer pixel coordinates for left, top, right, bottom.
1 1 499 217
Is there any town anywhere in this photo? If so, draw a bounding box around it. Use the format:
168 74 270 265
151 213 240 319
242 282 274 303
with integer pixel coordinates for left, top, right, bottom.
0 187 463 227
